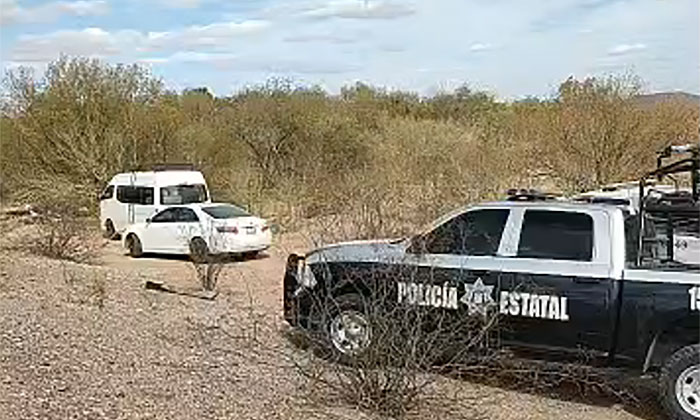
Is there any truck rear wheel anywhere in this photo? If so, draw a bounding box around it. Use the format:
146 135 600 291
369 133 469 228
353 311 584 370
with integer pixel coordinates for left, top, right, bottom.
660 344 700 420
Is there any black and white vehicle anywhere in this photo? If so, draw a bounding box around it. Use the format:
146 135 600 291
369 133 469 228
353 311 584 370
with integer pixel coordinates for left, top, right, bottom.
283 144 700 420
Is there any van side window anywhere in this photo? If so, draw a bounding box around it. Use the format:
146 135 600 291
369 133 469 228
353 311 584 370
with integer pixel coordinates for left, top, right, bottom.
160 184 208 205
116 186 154 205
422 209 510 255
100 185 114 200
517 210 593 261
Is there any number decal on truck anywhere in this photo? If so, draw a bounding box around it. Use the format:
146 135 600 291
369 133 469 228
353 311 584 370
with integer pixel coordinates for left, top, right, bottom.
688 287 700 311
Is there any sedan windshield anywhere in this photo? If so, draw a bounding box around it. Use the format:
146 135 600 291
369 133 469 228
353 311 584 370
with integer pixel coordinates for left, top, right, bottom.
160 184 208 205
202 204 250 219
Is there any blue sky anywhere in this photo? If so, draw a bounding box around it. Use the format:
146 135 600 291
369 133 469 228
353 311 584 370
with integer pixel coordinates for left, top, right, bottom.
1 0 698 99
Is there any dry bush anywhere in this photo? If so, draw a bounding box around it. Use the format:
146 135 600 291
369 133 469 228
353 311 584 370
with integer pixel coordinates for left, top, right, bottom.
2 57 698 228
290 267 501 418
61 264 108 308
190 256 226 292
30 211 100 263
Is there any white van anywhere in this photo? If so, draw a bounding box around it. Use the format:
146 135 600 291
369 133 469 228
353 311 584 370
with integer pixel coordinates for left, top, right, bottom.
99 167 211 238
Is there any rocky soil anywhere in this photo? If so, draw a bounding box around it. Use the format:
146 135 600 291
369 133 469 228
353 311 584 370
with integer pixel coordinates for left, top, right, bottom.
0 218 663 419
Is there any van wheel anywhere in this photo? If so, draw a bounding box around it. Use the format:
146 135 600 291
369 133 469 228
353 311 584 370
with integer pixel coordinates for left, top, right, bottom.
189 238 210 263
660 344 700 420
126 234 143 258
103 219 117 239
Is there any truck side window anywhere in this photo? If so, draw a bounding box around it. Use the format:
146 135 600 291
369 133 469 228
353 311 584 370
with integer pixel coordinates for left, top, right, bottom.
423 209 509 255
116 186 154 205
517 210 593 261
100 185 114 200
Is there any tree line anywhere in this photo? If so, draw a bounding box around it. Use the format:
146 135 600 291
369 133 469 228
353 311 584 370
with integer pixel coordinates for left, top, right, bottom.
1 57 697 234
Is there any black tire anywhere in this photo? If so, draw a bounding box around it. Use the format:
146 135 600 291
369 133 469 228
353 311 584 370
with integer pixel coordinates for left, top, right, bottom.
189 237 210 263
126 234 143 258
309 293 372 362
659 344 700 420
103 219 117 239
243 250 259 260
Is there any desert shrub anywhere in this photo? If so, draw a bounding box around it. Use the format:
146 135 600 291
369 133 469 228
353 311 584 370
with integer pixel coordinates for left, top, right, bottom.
1 56 167 211
1 57 697 229
292 270 500 418
31 212 99 263
61 264 108 308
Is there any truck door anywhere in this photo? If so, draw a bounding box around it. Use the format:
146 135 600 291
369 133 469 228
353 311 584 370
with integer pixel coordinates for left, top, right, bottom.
402 208 512 332
499 209 617 355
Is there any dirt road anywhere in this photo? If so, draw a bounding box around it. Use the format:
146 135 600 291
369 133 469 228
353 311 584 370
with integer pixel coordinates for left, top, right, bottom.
0 226 663 419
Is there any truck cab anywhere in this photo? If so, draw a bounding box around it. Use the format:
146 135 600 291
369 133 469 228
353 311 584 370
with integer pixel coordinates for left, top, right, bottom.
283 144 700 419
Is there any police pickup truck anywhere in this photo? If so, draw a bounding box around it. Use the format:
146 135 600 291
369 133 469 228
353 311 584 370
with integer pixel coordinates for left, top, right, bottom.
283 188 700 419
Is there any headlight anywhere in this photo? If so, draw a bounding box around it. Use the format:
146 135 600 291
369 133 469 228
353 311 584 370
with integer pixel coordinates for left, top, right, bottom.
296 261 317 288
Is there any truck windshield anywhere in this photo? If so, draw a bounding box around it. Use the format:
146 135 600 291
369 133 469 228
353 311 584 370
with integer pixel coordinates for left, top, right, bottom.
202 205 250 219
160 184 208 205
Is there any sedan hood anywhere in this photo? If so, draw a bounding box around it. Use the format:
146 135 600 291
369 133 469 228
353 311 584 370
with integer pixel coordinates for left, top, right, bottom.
305 238 408 265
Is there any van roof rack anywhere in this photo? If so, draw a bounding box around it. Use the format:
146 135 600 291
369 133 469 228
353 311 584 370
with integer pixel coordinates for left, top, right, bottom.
151 163 197 172
505 188 558 201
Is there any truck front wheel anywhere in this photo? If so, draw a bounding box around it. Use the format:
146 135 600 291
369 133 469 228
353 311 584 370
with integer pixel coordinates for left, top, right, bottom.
660 344 700 420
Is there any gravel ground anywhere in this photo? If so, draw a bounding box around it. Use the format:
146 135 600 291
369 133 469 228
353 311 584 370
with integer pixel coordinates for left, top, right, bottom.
0 219 664 419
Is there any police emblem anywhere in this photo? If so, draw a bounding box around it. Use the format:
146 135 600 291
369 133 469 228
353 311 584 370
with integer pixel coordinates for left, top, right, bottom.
460 277 496 316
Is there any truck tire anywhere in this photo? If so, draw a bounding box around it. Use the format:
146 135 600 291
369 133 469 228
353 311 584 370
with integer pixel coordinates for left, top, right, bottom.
660 344 700 420
126 234 143 258
310 293 372 363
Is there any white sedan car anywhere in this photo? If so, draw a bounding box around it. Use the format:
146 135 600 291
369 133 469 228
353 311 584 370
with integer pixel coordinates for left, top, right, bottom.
123 203 272 261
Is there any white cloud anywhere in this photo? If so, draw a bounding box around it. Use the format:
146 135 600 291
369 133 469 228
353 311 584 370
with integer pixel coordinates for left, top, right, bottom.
302 0 415 20
11 28 141 62
0 0 109 25
607 43 647 56
469 43 492 52
9 20 269 64
145 20 269 50
284 33 357 44
159 0 201 8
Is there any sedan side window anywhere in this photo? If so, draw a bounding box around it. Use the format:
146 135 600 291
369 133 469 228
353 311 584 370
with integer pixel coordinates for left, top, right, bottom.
421 209 509 255
517 210 593 261
151 208 179 223
176 208 199 222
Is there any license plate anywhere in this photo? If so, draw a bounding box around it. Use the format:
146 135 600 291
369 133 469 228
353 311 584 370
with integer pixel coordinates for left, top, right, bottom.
246 226 256 234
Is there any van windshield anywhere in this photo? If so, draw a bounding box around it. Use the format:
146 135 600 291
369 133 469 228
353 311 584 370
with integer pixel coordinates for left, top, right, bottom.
202 205 250 219
160 184 208 205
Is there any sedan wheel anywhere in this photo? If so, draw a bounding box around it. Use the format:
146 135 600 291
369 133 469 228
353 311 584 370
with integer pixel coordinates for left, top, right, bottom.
189 238 210 263
127 235 143 258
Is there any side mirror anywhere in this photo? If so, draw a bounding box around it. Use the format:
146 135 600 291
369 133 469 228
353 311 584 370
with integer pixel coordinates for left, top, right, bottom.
146 217 152 224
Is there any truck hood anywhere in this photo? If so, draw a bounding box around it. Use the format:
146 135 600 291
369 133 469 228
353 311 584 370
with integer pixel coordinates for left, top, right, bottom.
305 238 408 265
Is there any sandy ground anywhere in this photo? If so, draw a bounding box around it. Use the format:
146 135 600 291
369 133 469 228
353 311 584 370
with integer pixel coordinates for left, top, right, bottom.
0 220 665 420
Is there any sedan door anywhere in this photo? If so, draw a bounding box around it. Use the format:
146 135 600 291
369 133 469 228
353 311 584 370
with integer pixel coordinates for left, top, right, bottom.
141 208 181 253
